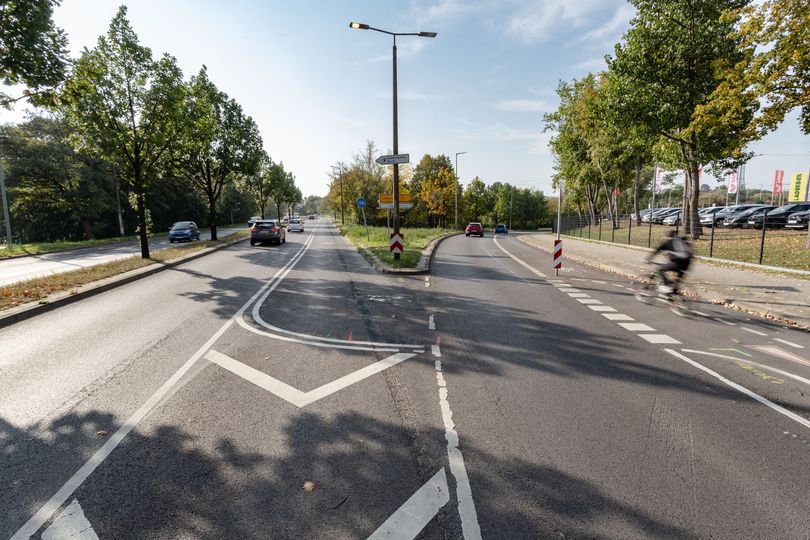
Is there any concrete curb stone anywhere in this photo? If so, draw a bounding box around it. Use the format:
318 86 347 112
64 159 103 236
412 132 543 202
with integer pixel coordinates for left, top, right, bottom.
356 233 463 275
0 235 248 330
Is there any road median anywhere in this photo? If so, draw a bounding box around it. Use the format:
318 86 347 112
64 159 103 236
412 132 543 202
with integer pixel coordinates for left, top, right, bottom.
338 224 458 274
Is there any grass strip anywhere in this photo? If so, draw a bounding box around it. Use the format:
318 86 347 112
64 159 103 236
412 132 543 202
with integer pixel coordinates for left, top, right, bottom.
0 231 248 312
338 224 455 268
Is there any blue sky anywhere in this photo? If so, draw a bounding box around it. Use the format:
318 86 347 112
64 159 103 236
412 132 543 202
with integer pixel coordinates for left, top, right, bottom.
2 0 808 197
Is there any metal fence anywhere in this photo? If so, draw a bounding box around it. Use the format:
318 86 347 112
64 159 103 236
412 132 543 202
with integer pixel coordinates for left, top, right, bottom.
557 214 810 272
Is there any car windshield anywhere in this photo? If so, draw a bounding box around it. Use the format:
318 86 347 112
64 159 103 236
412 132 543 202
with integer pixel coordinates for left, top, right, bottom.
468 223 481 227
289 219 300 224
256 222 276 229
171 222 192 230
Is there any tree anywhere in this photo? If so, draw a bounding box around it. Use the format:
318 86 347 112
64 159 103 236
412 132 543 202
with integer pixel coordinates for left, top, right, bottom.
608 0 758 238
0 0 69 107
462 177 494 224
242 153 273 218
411 154 453 226
421 167 457 226
60 6 187 258
179 66 263 240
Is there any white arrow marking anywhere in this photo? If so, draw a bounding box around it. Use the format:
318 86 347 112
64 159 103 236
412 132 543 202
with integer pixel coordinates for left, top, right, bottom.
367 468 450 539
205 350 415 407
41 499 98 540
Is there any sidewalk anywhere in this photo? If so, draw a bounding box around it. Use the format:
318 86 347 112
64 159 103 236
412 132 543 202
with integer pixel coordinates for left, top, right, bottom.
518 232 810 330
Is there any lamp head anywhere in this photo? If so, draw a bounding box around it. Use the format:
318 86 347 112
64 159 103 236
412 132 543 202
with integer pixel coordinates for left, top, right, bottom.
349 22 369 30
419 31 438 38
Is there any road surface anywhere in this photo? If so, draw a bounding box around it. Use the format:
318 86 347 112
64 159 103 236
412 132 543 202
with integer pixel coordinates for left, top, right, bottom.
3 221 810 538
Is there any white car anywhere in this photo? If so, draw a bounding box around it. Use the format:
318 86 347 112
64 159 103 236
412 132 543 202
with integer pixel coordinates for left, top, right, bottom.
287 218 304 232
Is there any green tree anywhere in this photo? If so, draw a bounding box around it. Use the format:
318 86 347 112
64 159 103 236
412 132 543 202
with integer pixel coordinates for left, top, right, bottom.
60 6 187 258
411 154 454 226
421 167 457 226
242 153 273 218
0 0 69 107
179 66 263 240
462 177 494 224
608 0 758 238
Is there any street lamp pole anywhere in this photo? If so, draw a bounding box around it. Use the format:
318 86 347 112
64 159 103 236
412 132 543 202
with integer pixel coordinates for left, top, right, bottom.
350 22 436 259
455 151 466 229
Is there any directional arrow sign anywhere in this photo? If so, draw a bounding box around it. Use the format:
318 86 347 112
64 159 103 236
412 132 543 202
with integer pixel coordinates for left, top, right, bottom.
390 233 404 253
376 153 409 165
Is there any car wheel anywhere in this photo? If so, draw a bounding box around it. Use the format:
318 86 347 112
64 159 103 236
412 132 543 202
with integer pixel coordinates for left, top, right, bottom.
250 240 256 246
282 236 286 244
465 233 469 237
169 239 174 243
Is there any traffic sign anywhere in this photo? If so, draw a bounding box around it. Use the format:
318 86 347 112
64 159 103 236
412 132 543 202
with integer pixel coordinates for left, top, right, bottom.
357 197 366 209
379 193 412 204
376 154 410 165
389 233 404 253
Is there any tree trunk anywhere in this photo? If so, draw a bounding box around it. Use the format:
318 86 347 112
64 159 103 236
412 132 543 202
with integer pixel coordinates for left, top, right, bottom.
686 148 702 239
208 191 218 241
136 190 149 259
600 176 615 230
634 153 641 224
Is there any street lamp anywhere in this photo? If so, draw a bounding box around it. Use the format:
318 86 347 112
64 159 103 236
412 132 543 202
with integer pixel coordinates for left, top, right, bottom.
349 21 437 259
455 152 467 229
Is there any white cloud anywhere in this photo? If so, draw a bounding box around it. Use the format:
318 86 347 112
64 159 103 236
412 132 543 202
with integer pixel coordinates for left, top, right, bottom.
579 4 634 46
572 57 607 73
410 0 492 25
458 122 540 141
504 0 607 44
494 98 552 112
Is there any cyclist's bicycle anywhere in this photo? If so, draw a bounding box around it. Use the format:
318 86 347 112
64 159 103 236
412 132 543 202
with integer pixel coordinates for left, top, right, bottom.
632 263 693 317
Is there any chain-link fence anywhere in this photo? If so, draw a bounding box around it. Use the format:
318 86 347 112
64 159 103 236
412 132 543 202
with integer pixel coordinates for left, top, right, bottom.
557 213 810 272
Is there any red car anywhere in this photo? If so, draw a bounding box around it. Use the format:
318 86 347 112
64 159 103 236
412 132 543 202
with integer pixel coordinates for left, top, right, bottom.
465 222 484 237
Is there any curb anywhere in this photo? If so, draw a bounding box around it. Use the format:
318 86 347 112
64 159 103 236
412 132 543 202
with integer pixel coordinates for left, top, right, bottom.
0 235 248 330
357 233 463 275
517 234 809 332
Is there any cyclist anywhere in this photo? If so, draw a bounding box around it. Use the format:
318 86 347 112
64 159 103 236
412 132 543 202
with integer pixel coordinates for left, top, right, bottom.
647 230 693 295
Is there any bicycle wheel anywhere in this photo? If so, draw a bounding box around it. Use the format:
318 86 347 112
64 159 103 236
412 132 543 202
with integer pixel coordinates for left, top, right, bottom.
667 292 692 317
633 275 656 305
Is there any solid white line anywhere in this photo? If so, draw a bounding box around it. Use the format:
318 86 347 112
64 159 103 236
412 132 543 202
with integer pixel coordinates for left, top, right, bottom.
435 365 482 539
432 345 441 357
206 349 415 408
41 500 98 540
588 305 617 312
742 326 768 337
429 315 436 330
666 349 810 430
773 338 805 349
492 237 547 278
367 468 450 540
237 317 401 352
591 280 607 284
11 227 325 539
617 322 656 332
682 349 810 388
603 313 634 321
713 317 736 326
639 334 681 344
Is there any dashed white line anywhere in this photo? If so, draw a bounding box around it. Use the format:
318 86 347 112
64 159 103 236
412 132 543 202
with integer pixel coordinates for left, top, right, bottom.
742 327 768 337
568 293 590 298
639 334 681 344
432 345 441 357
588 305 617 312
576 298 602 305
666 349 810 430
773 338 805 349
713 317 736 326
425 276 430 288
617 322 656 332
591 280 607 284
429 315 436 330
603 314 635 321
692 310 710 317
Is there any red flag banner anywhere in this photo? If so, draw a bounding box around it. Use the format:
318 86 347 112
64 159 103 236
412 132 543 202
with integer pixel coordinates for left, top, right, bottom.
728 172 738 195
774 170 784 194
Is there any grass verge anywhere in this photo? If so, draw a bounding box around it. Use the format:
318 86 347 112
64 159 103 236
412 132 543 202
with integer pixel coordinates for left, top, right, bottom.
338 224 455 268
0 231 248 312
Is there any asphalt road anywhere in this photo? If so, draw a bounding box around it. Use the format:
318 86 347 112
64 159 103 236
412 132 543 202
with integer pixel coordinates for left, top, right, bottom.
2 222 810 539
0 227 242 287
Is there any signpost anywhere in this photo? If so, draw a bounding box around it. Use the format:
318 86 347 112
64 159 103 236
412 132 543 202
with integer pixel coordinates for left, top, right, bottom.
377 154 410 260
379 193 413 209
357 198 369 241
376 154 409 165
389 232 404 254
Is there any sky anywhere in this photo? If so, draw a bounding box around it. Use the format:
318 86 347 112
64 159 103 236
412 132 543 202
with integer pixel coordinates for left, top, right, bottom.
2 0 809 198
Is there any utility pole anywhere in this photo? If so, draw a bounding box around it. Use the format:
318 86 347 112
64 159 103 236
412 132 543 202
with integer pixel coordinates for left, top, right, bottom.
0 162 12 246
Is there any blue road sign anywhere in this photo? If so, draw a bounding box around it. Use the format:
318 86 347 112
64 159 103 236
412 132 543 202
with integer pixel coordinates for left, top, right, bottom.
357 198 366 209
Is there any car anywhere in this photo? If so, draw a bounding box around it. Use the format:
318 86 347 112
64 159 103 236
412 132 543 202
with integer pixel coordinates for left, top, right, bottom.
287 218 304 232
785 209 810 230
308 215 316 220
727 206 775 228
699 206 730 227
168 221 200 242
250 219 286 246
662 210 682 226
465 222 484 237
652 208 681 224
248 216 262 227
718 204 768 227
642 207 676 223
747 203 810 229
495 224 508 234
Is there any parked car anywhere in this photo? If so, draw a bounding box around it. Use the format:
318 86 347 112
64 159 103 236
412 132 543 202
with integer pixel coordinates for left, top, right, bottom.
718 204 768 228
747 203 810 229
662 211 682 226
641 208 672 223
494 224 508 234
699 206 731 227
652 208 681 224
785 209 810 230
248 216 261 227
287 218 304 232
250 219 286 246
725 206 775 228
465 222 484 237
168 221 200 243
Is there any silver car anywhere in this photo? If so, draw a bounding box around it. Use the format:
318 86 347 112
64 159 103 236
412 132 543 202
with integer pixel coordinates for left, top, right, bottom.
287 218 304 233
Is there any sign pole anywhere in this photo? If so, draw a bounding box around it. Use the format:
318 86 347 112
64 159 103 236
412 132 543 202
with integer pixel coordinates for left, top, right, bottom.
555 180 563 276
392 37 401 260
0 162 12 246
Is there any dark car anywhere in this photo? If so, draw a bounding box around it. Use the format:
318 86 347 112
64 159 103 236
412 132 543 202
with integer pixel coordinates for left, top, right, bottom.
168 221 200 243
699 206 728 227
652 208 681 224
495 224 508 234
723 205 774 228
785 209 810 230
748 203 810 229
250 219 286 246
465 222 484 237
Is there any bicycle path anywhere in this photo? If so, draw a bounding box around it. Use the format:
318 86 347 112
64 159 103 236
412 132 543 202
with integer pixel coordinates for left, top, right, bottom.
517 232 810 330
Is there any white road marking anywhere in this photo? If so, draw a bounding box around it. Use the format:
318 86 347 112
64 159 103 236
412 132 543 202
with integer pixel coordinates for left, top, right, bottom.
588 305 617 312
713 318 736 326
432 345 441 357
750 346 810 368
568 293 590 298
425 276 430 288
591 280 607 284
576 298 602 305
367 468 450 540
682 349 810 388
206 349 415 408
666 349 810 430
742 327 768 337
611 283 625 288
639 334 681 344
617 322 656 332
492 236 547 278
692 310 710 317
41 500 98 540
773 338 805 349
603 314 635 321
429 315 436 330
435 361 482 540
